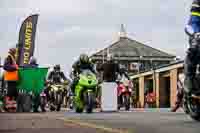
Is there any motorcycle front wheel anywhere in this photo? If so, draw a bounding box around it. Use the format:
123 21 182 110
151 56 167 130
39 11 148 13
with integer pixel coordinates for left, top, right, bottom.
49 91 55 111
186 95 200 121
56 93 62 111
85 91 94 113
124 95 130 111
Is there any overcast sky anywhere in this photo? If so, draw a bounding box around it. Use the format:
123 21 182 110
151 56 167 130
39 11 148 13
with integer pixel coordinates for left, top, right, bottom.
0 0 191 75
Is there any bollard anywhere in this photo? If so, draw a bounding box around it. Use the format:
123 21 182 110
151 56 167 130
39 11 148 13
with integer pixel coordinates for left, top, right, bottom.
101 82 118 112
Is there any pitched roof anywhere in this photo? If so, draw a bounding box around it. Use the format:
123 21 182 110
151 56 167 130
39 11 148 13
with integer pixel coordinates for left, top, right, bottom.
91 37 175 60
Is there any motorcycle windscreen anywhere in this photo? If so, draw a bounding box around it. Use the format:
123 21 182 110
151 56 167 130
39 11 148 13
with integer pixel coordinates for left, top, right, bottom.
101 82 118 111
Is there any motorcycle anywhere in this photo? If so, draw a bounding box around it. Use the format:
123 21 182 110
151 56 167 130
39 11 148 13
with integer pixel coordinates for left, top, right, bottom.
183 33 200 121
117 76 132 111
47 82 67 111
74 69 98 113
183 74 200 121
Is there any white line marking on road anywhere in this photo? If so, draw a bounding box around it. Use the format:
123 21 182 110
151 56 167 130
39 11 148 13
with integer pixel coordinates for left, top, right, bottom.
63 118 130 133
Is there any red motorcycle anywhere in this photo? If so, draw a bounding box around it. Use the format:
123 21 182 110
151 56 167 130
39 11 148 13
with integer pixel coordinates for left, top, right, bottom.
117 78 133 111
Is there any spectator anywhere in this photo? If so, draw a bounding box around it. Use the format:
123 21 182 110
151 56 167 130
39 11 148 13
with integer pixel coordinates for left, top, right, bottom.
3 48 18 100
171 74 184 112
97 54 120 82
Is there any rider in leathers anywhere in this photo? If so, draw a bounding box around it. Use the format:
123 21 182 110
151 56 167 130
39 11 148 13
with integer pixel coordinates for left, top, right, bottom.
70 54 95 94
47 64 67 84
47 64 68 102
184 0 200 95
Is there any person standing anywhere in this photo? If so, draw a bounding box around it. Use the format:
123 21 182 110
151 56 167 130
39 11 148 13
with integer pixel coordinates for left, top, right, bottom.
3 48 19 112
171 74 185 112
24 57 40 112
3 48 19 100
97 54 120 111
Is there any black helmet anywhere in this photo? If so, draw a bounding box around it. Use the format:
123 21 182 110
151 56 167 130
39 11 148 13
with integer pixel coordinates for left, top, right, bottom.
79 53 89 63
54 64 60 71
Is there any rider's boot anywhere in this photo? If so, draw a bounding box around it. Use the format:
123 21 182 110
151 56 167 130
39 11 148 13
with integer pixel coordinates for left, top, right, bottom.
171 99 182 112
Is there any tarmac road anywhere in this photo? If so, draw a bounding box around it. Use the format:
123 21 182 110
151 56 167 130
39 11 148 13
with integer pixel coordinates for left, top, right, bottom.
63 108 200 133
0 108 200 133
0 112 112 133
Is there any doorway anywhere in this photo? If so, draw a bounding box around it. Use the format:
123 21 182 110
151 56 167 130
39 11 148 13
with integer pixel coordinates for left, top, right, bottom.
159 76 170 108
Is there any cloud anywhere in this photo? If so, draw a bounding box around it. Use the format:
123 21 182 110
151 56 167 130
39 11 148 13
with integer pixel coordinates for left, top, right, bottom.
0 0 193 75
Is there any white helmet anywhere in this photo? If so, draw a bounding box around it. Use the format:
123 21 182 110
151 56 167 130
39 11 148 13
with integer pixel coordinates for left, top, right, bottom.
29 56 37 64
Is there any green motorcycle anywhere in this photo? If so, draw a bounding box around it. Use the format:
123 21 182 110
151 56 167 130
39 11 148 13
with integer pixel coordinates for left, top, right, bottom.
74 69 98 113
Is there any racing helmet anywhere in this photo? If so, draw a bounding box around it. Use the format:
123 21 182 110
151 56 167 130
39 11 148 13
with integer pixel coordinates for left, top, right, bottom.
79 53 89 63
54 64 61 71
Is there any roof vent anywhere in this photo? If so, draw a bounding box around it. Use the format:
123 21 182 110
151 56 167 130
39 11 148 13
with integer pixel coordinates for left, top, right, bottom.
119 24 127 39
